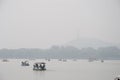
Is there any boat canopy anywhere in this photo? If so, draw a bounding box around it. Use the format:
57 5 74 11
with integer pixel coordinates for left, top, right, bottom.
115 75 120 80
34 62 46 64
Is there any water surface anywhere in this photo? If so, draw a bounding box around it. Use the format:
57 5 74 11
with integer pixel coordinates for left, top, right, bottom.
0 59 120 80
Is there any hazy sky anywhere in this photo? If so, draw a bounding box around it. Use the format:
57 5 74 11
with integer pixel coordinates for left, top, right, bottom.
0 0 120 49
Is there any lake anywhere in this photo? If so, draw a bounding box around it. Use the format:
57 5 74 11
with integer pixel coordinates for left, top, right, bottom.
0 59 120 80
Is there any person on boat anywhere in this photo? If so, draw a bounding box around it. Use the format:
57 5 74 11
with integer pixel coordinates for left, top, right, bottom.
40 63 45 69
35 63 38 68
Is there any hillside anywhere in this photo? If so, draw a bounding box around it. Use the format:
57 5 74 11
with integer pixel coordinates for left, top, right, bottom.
66 38 114 49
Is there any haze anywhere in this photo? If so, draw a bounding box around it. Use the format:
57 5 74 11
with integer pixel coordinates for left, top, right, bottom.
0 0 120 49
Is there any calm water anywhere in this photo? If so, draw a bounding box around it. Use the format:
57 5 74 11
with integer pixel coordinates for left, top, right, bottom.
0 59 120 80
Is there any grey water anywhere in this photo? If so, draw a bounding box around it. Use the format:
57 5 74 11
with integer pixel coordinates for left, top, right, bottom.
0 59 120 80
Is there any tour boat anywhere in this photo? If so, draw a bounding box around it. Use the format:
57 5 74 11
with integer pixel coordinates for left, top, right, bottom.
33 62 46 71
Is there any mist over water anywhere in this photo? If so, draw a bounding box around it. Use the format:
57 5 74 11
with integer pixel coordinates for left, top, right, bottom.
0 59 120 80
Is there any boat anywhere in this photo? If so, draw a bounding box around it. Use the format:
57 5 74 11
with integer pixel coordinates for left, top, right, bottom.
63 59 67 62
58 59 62 61
115 75 120 80
45 58 51 61
21 61 30 66
101 59 104 63
2 59 9 62
33 62 46 71
88 58 95 62
73 59 77 61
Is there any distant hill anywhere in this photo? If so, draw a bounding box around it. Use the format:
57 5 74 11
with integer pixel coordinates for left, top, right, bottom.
0 46 120 59
65 38 114 49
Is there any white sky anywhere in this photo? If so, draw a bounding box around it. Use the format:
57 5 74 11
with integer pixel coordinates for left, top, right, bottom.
0 0 120 49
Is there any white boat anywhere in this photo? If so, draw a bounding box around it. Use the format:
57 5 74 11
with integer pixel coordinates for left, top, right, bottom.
33 62 46 71
114 75 120 80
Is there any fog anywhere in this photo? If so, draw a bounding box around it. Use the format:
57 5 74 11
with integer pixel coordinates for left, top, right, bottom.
0 0 120 49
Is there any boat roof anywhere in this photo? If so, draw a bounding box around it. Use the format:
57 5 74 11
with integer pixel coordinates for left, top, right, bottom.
22 60 29 62
34 62 46 64
117 75 120 78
